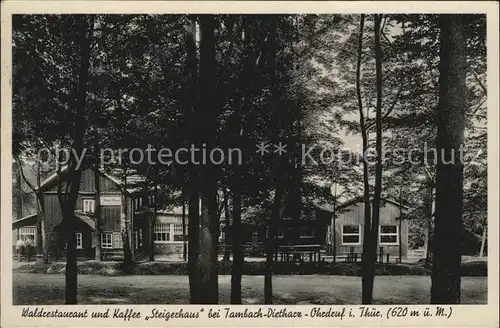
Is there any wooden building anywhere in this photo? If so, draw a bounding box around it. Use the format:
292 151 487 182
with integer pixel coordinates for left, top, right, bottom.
12 167 155 260
13 168 408 263
326 197 409 261
154 202 229 256
219 204 332 259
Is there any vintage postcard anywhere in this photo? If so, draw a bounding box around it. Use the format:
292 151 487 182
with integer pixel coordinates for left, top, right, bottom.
1 1 498 327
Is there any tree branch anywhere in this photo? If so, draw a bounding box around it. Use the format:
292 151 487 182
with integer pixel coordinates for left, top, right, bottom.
356 15 366 139
423 166 435 183
14 158 37 193
366 84 403 132
473 71 486 96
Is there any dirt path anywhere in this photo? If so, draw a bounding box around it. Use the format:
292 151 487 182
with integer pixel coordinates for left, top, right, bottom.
12 273 487 305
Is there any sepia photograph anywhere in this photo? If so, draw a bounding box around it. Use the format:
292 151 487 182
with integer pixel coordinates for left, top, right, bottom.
1 3 497 323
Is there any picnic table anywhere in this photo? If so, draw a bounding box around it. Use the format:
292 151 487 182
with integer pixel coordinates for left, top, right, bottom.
341 246 392 263
276 244 322 263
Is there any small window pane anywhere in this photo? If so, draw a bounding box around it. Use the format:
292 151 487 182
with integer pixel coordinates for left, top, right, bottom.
381 225 397 234
101 233 113 248
343 225 360 234
342 235 360 244
299 227 314 237
174 224 183 234
380 235 397 243
154 232 170 241
76 232 83 249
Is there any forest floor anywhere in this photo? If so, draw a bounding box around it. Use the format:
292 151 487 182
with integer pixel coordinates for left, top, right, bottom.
13 273 487 305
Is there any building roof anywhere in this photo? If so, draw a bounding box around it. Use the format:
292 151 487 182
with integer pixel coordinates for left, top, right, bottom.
74 211 96 230
36 165 71 193
37 166 151 194
333 195 411 212
12 213 37 227
53 211 96 231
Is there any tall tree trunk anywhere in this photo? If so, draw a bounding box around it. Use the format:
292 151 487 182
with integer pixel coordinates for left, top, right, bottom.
93 166 102 261
223 190 231 262
197 14 219 304
149 210 156 262
15 163 23 220
355 14 374 305
16 159 48 263
431 14 467 304
63 14 94 304
188 190 200 303
93 131 103 261
149 169 158 262
290 90 303 246
289 149 302 246
230 15 249 303
231 188 243 304
479 219 486 257
182 198 187 262
331 183 337 261
424 182 434 265
398 183 403 263
367 13 384 304
120 167 133 266
264 16 279 305
265 185 282 304
35 162 49 264
39 201 48 264
185 14 201 304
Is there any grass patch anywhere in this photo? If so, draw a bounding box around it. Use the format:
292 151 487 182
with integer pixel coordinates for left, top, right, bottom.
14 259 487 277
13 274 487 305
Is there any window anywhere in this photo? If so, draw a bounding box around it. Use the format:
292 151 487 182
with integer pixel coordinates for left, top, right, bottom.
173 223 185 241
154 224 170 242
342 225 361 245
265 227 284 238
173 223 183 234
139 198 143 207
83 199 95 213
101 233 113 249
76 232 83 249
19 227 36 244
139 229 143 247
379 225 399 245
154 223 185 242
299 226 314 238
